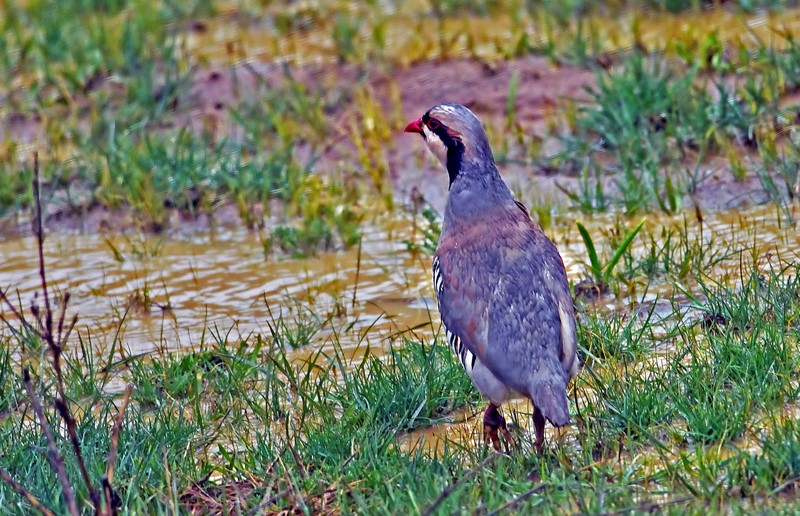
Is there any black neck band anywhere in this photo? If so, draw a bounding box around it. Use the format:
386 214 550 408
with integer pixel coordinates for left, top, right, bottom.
445 142 464 188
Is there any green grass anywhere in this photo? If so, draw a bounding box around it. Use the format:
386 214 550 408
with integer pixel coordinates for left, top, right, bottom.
0 323 483 513
4 0 800 513
552 32 800 214
554 52 716 212
2 256 800 512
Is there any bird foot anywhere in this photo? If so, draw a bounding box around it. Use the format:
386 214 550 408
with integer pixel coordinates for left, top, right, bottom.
534 437 544 455
483 404 516 453
533 407 546 455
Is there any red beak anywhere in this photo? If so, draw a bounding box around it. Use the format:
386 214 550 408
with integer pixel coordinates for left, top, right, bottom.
404 118 424 134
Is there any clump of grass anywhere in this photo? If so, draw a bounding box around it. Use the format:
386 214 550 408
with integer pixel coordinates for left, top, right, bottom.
555 52 715 213
265 177 363 257
553 32 800 215
625 217 732 281
755 126 800 224
0 157 132 515
333 338 478 433
574 217 645 298
332 14 363 63
405 205 442 256
577 305 655 363
735 417 800 495
265 303 324 350
581 358 675 441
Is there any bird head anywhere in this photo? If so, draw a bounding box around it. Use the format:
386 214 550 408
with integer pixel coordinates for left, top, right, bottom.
404 103 495 185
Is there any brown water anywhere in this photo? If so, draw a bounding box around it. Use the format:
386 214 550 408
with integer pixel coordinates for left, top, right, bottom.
1 204 797 359
0 215 432 356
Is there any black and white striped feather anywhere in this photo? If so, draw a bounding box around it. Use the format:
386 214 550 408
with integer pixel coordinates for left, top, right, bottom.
432 256 477 372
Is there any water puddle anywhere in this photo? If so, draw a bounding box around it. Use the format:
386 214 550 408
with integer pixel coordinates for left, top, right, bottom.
0 215 430 356
0 204 796 358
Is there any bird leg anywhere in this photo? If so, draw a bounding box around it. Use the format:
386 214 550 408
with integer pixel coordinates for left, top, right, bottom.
533 406 546 454
483 403 516 452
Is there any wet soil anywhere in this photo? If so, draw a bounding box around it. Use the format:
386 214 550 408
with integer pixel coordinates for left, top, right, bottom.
0 53 781 237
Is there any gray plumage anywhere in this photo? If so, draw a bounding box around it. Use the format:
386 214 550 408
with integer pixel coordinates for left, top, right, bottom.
405 103 578 451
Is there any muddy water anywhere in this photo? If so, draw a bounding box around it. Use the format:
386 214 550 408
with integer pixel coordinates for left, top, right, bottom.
1 202 798 452
0 215 435 357
1 204 797 358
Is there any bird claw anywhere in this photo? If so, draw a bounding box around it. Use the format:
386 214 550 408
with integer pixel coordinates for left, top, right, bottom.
483 425 502 451
500 426 517 453
483 404 517 454
483 423 517 455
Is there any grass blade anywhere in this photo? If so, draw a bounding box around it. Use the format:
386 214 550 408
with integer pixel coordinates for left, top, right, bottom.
576 221 602 280
603 218 646 280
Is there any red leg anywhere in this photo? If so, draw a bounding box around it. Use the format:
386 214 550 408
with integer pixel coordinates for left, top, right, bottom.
483 403 516 452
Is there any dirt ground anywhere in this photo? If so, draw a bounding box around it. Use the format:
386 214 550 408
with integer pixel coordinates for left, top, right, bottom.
0 54 774 236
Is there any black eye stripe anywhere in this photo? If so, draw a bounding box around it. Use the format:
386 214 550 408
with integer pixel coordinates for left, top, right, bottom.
430 124 459 147
419 111 464 187
424 117 449 139
420 114 462 153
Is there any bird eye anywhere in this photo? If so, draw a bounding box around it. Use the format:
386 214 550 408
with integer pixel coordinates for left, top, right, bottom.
427 119 441 130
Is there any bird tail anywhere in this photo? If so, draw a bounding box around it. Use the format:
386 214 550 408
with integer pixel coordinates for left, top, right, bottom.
529 378 570 427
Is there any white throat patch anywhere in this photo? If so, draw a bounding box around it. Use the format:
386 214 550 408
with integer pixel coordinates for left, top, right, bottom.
422 125 448 167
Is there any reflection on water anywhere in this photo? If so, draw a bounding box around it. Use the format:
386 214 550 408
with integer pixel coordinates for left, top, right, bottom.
0 205 797 360
0 216 432 355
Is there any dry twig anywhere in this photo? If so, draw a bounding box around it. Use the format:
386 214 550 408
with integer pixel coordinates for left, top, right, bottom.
0 154 132 515
23 369 79 516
